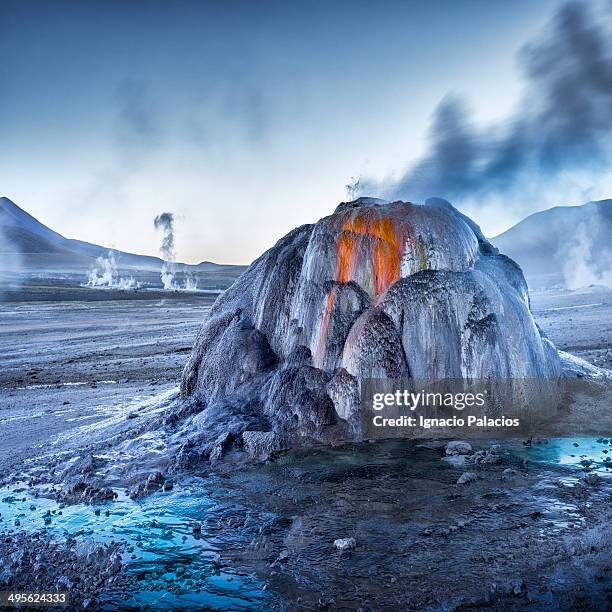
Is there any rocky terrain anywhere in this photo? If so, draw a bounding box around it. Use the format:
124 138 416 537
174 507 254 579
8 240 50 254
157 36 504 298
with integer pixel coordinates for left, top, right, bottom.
0 533 128 609
0 284 610 609
0 198 610 610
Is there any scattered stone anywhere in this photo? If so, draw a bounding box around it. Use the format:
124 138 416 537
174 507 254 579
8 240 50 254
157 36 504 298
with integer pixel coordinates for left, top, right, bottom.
129 472 166 499
192 521 202 535
445 441 473 456
161 527 173 539
208 432 234 462
584 472 602 486
572 481 587 496
61 454 105 479
457 472 478 485
56 575 72 590
174 442 203 470
472 449 499 465
334 537 357 551
506 578 526 596
421 527 433 536
441 455 469 468
0 532 127 609
58 481 117 504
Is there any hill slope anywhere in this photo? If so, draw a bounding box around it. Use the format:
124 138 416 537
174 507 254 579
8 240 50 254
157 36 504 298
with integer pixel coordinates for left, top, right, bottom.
0 196 241 275
493 200 612 289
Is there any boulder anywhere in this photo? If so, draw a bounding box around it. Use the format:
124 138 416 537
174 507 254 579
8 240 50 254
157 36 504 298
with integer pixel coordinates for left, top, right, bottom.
334 537 357 551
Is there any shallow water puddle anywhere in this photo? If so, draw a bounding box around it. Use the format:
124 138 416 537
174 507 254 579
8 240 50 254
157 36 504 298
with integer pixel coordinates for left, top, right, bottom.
0 484 273 610
2 436 610 608
507 436 612 473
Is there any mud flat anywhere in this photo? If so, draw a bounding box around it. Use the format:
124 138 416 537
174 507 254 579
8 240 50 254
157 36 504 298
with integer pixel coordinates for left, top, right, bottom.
0 440 610 610
214 440 612 610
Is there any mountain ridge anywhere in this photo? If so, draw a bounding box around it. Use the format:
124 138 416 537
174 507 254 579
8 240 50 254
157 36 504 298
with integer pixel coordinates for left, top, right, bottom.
493 199 612 288
0 196 241 273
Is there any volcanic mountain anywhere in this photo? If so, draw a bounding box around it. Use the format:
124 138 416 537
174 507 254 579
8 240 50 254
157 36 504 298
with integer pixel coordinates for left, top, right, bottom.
179 197 573 450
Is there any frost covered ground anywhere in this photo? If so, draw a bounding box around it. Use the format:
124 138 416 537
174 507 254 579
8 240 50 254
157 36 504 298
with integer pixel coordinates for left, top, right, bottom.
0 292 215 471
530 285 612 370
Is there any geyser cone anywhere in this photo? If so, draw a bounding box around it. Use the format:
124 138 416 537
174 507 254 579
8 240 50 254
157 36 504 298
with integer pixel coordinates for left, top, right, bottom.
180 197 561 445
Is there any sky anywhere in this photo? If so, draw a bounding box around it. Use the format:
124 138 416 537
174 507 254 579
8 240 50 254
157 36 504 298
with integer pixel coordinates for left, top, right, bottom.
2 0 608 265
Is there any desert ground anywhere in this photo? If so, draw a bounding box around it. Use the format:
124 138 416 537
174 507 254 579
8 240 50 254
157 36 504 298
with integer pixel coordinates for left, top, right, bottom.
0 281 611 610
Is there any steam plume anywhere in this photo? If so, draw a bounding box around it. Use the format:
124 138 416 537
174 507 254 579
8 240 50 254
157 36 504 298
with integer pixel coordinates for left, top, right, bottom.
153 212 175 261
154 211 178 290
365 2 612 207
86 250 137 290
0 222 22 298
563 211 612 289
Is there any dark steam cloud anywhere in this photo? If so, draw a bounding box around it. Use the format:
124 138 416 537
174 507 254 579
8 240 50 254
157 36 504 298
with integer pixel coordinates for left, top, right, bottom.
369 1 612 205
153 212 175 261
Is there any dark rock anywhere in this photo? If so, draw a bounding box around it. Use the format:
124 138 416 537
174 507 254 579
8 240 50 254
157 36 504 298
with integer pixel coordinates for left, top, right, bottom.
61 454 105 479
584 472 602 486
445 441 472 455
58 481 116 504
457 472 478 485
129 472 166 499
242 431 283 460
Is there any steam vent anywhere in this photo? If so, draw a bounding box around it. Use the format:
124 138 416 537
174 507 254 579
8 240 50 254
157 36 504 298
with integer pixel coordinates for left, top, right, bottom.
180 197 561 446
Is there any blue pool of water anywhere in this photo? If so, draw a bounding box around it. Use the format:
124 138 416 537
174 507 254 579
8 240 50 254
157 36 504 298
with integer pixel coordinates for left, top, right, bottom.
507 436 612 473
0 482 273 610
1 436 610 609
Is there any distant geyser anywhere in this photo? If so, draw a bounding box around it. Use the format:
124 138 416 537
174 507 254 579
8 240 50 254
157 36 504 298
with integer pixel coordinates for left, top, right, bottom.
180 197 561 444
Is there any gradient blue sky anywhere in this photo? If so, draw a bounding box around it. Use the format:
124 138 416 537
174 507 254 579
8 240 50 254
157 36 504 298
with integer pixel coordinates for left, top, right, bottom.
0 0 571 263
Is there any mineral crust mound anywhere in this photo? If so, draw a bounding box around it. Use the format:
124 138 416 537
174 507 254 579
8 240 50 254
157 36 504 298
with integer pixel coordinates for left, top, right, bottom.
180 197 561 445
